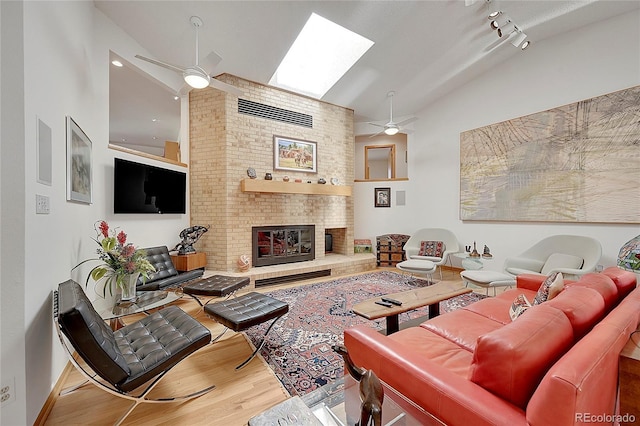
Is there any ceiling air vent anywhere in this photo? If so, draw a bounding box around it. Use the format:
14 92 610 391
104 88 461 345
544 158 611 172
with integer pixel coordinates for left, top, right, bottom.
238 98 313 128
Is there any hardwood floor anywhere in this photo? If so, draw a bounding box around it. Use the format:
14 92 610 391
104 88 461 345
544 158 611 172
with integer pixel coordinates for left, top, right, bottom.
41 266 493 425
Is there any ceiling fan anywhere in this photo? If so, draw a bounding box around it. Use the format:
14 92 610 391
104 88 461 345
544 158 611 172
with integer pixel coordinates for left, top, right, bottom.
368 91 417 137
135 16 243 96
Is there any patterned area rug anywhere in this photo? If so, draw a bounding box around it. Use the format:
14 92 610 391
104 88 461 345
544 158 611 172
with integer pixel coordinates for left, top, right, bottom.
244 271 486 397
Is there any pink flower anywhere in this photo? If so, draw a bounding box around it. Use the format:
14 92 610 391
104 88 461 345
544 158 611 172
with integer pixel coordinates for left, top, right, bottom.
99 221 109 238
117 231 127 246
125 261 136 273
122 244 135 257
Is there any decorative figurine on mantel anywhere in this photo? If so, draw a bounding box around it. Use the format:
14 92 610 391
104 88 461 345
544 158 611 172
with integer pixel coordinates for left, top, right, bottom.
469 241 481 258
172 225 209 255
482 245 493 258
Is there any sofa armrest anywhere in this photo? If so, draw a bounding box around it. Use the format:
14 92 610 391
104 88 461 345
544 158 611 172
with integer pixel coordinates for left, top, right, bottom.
344 326 526 426
516 274 547 291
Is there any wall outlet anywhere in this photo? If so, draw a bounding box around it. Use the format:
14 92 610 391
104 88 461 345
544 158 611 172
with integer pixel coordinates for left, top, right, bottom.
1 377 16 406
36 194 50 214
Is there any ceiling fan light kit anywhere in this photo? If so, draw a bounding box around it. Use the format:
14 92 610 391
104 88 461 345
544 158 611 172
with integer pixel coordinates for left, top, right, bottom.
183 66 210 89
367 91 417 137
134 16 242 95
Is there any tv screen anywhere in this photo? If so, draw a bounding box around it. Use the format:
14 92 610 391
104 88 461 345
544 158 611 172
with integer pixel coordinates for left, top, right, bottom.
114 158 186 214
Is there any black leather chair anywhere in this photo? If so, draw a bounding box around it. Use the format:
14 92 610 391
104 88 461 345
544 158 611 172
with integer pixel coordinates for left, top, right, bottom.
137 246 204 291
54 280 214 425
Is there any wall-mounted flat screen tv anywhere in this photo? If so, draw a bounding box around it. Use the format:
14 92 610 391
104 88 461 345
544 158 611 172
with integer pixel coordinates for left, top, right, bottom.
114 158 186 214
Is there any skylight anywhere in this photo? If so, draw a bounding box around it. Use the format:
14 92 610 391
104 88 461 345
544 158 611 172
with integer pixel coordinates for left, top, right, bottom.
269 13 374 99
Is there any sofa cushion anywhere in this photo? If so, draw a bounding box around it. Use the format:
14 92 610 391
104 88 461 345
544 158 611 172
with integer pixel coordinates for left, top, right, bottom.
389 327 473 377
532 272 564 305
421 309 503 352
418 240 445 258
541 253 584 275
463 296 514 325
545 286 605 339
469 304 574 409
602 266 637 298
566 273 618 310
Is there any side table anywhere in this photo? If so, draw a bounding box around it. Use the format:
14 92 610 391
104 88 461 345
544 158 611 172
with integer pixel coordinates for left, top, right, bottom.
619 329 640 424
171 252 206 272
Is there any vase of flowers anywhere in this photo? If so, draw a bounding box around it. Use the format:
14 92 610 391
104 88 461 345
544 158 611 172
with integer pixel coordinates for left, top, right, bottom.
73 221 155 303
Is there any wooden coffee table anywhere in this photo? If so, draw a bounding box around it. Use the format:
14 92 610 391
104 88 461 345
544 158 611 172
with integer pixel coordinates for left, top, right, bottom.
353 281 472 334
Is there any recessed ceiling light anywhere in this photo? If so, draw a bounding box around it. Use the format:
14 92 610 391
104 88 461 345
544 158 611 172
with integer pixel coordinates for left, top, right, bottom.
152 118 158 122
269 13 374 99
173 95 180 101
111 60 123 67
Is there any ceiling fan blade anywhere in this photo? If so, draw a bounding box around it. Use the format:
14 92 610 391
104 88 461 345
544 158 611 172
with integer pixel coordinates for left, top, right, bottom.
209 78 244 96
134 54 185 74
396 116 418 127
200 51 223 74
369 129 386 138
366 122 386 128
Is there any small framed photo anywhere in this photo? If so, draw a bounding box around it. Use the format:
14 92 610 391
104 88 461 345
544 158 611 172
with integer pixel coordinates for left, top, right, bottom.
374 187 391 208
274 135 317 173
66 116 92 204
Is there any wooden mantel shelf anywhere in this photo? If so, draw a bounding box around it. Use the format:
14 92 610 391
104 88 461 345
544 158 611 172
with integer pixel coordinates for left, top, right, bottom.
241 178 352 196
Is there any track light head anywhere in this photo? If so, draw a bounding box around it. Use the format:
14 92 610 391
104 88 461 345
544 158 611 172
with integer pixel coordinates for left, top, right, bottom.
510 30 528 47
497 22 515 37
521 40 531 50
490 14 511 31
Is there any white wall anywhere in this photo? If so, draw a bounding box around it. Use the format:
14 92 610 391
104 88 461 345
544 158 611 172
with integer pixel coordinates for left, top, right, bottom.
1 2 27 424
0 2 191 424
354 10 640 271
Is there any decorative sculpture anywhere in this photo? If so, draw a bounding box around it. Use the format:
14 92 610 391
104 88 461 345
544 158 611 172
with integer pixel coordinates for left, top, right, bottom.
172 225 209 255
469 241 480 258
334 345 383 426
483 245 493 258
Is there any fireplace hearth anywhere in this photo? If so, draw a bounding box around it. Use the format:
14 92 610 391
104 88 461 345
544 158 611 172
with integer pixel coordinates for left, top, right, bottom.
252 225 315 267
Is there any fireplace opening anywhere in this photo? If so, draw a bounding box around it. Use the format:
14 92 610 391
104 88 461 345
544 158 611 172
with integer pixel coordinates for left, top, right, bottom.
252 225 315 267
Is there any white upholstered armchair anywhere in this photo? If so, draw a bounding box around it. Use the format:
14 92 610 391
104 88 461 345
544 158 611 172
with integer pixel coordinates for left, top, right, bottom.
400 228 460 280
461 235 602 295
503 234 602 279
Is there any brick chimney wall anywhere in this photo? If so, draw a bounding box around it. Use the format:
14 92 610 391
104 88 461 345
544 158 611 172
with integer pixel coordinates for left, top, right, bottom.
189 75 355 272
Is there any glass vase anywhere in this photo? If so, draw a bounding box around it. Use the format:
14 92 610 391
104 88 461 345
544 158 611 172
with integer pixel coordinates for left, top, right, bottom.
121 273 139 301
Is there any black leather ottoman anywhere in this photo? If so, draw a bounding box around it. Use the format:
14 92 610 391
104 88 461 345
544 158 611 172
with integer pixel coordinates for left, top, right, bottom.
182 275 250 306
204 292 289 369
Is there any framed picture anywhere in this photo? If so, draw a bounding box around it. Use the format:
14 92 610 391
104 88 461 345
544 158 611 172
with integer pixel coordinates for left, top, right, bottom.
374 187 391 208
66 116 92 204
274 135 317 173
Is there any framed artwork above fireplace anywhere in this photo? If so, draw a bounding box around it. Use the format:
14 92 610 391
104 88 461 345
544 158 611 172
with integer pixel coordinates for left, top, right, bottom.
274 135 317 173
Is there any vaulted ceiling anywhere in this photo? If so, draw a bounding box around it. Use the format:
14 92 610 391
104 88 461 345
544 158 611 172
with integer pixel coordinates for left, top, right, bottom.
98 0 639 149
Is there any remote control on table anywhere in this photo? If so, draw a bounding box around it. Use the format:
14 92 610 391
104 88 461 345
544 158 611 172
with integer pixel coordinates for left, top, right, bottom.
381 297 402 306
375 300 393 308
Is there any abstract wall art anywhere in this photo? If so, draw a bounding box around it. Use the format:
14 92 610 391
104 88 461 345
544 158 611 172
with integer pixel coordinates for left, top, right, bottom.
460 85 640 223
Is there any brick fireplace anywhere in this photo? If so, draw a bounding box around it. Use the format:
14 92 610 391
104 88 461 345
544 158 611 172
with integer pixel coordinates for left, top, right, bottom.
189 74 355 273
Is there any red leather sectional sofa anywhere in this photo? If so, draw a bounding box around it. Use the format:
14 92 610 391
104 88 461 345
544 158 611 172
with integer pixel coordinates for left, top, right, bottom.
344 267 638 425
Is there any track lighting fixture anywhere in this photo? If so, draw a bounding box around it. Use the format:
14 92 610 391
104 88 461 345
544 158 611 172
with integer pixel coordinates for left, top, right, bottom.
510 29 528 48
469 0 532 50
490 14 511 30
497 22 515 37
